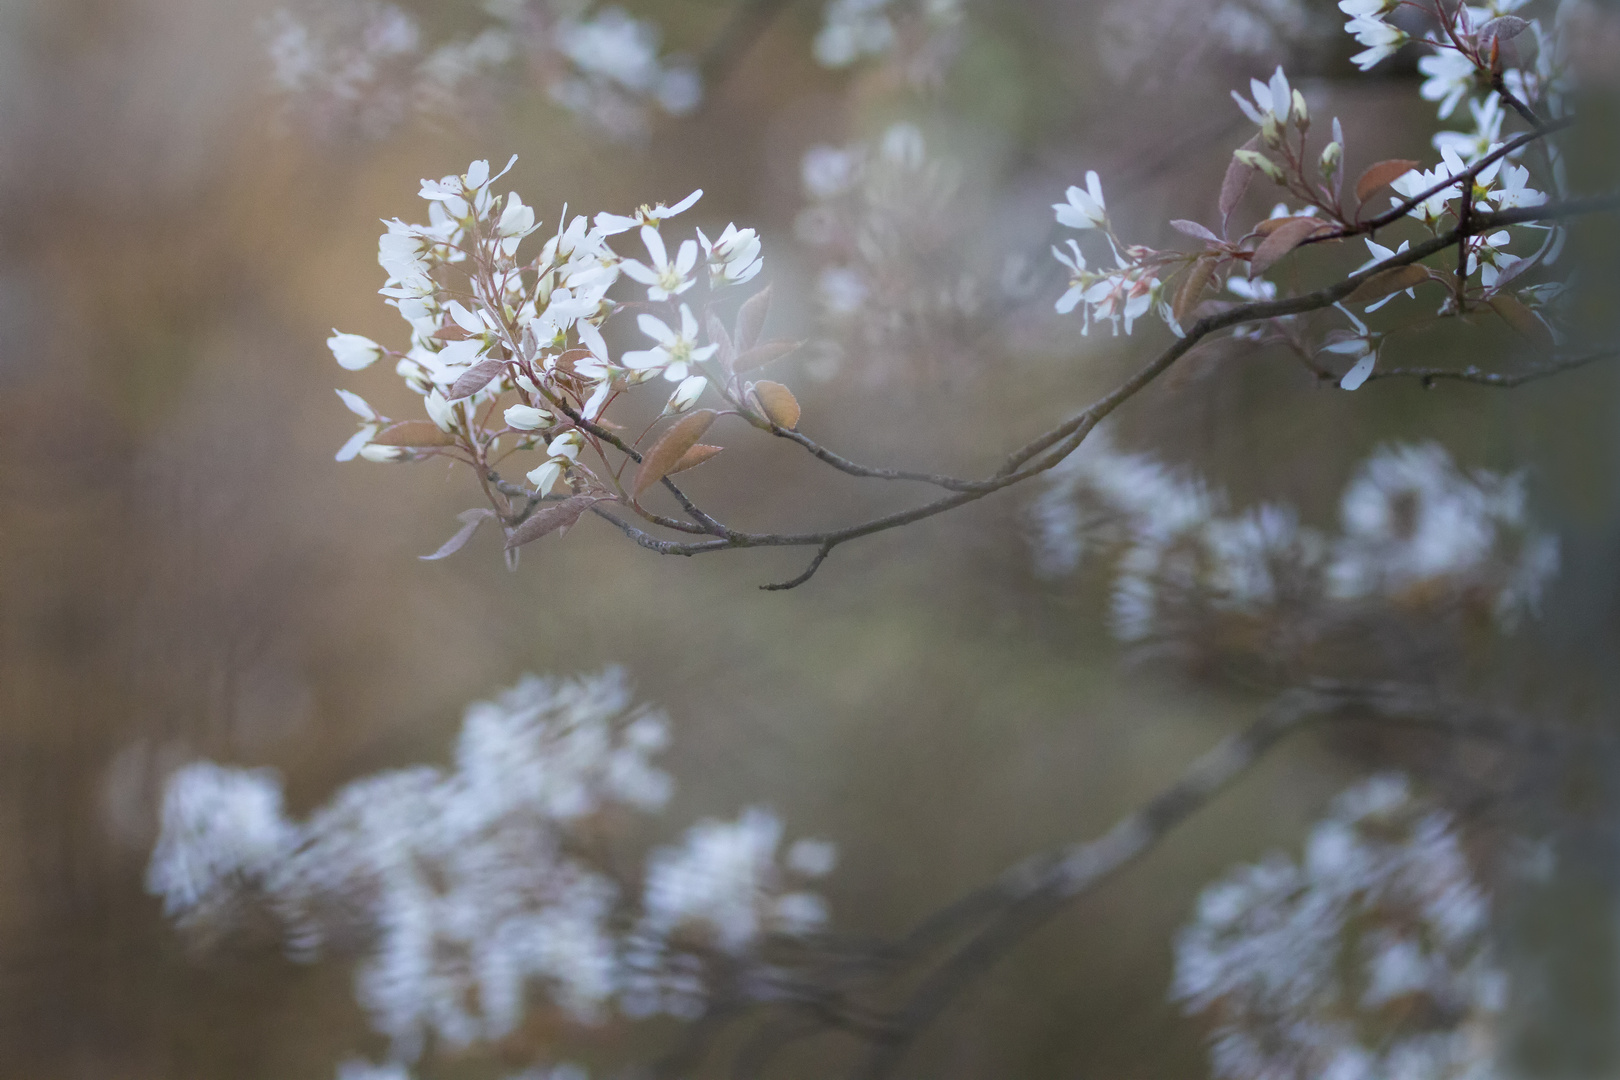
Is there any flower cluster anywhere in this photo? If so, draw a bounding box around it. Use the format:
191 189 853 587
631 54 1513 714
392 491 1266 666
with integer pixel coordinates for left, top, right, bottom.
1050 172 1176 336
263 1 699 141
1030 432 1558 651
1173 774 1507 1080
326 155 791 558
812 0 964 84
146 669 836 1069
794 123 996 380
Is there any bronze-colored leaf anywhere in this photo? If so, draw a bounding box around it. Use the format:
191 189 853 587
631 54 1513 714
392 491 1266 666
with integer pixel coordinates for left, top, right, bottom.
668 444 724 475
421 509 496 561
706 312 735 374
734 285 771 352
1488 293 1555 350
505 496 599 550
750 381 800 430
448 358 507 399
1170 219 1221 245
1249 218 1322 277
1173 256 1219 327
1354 159 1421 207
1346 264 1431 305
372 420 459 447
1479 15 1529 50
733 339 802 373
1219 135 1260 236
632 409 718 497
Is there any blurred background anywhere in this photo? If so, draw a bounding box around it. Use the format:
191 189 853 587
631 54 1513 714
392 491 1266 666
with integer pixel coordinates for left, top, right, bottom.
2 0 1619 1077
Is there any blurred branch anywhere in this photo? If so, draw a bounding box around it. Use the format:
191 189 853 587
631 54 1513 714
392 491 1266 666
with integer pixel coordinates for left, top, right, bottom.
697 0 796 91
837 681 1570 1080
1368 346 1619 388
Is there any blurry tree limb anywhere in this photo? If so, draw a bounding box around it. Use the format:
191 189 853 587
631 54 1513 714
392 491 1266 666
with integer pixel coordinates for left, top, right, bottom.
840 681 1570 1080
1368 346 1619 388
698 0 796 89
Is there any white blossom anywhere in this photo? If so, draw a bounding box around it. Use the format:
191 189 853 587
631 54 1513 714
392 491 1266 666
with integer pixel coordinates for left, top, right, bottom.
697 224 764 288
621 225 699 301
1344 12 1409 70
329 331 384 371
1419 48 1482 120
1173 775 1506 1080
1053 171 1108 231
623 305 718 382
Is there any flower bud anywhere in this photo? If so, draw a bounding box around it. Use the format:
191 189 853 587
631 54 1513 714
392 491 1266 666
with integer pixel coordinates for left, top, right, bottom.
328 331 383 371
1319 141 1342 176
425 390 458 433
547 430 583 462
527 459 563 494
663 375 708 415
1234 150 1286 185
1291 90 1309 130
1260 116 1283 148
504 404 553 430
359 444 410 463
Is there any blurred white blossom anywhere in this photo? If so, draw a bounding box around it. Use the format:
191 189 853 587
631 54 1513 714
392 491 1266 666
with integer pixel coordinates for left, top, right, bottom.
1174 774 1507 1080
147 669 836 1060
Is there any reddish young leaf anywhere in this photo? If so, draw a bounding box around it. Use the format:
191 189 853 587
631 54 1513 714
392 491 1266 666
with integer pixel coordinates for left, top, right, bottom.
421 509 496 561
1347 264 1431 304
734 285 772 352
1220 135 1261 237
1170 219 1222 245
371 421 459 447
1249 218 1322 277
632 409 718 497
733 339 802 373
448 358 507 400
750 381 800 430
505 496 599 550
1354 159 1422 207
668 443 724 475
705 312 735 374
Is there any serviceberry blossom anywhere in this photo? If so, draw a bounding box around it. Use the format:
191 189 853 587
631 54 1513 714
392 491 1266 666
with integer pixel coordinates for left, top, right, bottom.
1343 11 1409 70
696 224 764 288
1031 431 1558 646
1053 171 1108 231
621 225 699 301
1230 65 1298 127
1173 774 1507 1080
1418 49 1481 120
623 305 718 382
261 1 700 142
146 669 837 1062
323 155 781 539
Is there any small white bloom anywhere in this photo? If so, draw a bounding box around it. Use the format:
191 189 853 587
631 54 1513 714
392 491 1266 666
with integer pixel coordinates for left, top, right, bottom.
329 331 384 371
1231 65 1294 126
1053 171 1108 231
593 190 702 236
547 430 584 462
620 225 699 301
663 374 707 414
1418 49 1480 120
504 404 553 430
696 224 763 288
1344 14 1408 70
496 192 538 239
360 444 410 463
622 304 718 382
424 390 458 433
527 459 563 494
